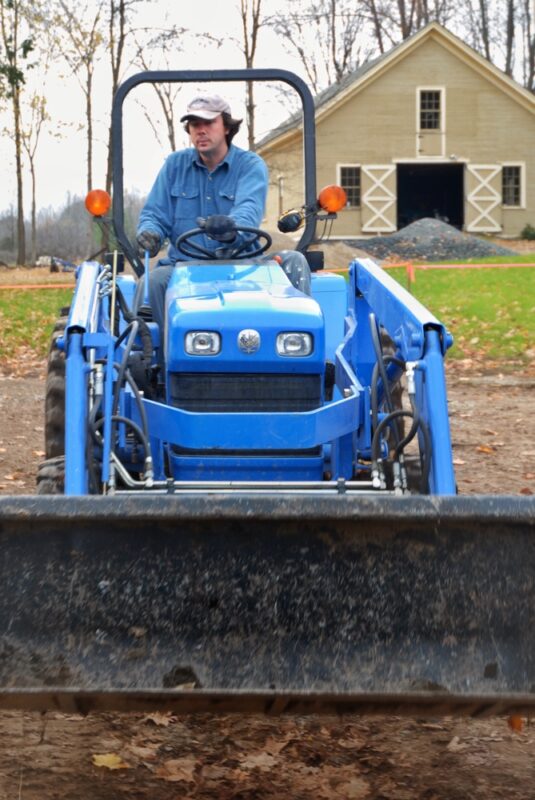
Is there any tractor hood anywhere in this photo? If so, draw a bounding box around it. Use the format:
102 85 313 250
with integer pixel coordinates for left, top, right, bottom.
165 261 325 373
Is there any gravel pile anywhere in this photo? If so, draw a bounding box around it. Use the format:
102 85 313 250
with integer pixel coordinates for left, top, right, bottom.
346 218 516 261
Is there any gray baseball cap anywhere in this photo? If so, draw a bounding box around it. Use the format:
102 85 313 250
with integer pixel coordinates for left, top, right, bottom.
180 94 231 122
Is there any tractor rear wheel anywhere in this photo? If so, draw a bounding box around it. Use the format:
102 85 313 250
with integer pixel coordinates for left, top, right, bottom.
36 455 65 494
44 307 69 459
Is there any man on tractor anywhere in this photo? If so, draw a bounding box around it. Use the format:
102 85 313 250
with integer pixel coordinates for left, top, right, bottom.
135 93 311 335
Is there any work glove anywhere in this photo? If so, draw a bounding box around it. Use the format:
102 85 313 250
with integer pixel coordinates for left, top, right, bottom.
136 230 161 257
201 215 237 243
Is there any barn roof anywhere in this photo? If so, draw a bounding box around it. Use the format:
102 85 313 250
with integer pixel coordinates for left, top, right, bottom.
257 22 535 153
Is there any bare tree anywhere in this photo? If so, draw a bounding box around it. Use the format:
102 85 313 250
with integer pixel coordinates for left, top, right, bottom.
519 0 534 90
463 0 519 70
504 0 516 76
105 0 132 195
53 0 105 194
240 0 262 150
268 0 372 94
0 0 34 265
362 0 456 51
132 26 187 154
21 92 49 264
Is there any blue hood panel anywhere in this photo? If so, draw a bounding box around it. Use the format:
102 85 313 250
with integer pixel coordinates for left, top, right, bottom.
165 262 325 372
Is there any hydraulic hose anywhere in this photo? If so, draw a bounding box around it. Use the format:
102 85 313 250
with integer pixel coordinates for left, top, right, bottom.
394 394 420 456
370 355 405 433
92 415 150 465
371 410 415 465
113 284 154 364
369 314 396 415
113 322 139 417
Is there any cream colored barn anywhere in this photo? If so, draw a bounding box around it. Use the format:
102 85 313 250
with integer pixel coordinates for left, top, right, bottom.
257 22 535 238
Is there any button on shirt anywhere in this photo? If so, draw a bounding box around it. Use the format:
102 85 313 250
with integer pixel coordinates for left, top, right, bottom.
137 144 269 262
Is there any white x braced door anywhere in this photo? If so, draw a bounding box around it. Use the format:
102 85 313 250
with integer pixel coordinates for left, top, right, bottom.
361 165 397 233
466 165 502 233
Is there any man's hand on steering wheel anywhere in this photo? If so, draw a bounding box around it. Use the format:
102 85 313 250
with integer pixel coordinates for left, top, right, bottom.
176 218 272 260
198 215 237 243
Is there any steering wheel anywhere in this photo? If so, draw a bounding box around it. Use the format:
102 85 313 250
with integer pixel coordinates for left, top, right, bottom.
175 225 272 260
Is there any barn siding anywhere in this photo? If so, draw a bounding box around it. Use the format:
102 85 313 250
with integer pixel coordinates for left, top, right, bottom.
259 28 535 239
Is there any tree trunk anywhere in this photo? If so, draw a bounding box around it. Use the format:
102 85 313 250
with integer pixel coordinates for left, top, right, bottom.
14 87 25 266
30 159 36 265
479 0 492 61
366 0 385 54
87 70 93 193
505 0 515 76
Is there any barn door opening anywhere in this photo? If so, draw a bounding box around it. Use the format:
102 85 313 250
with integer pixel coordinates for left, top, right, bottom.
397 164 464 229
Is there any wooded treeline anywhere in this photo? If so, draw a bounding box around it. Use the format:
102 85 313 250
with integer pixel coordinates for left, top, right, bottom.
1 0 533 265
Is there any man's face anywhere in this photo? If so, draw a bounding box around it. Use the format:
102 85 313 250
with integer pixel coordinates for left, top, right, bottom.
188 115 229 160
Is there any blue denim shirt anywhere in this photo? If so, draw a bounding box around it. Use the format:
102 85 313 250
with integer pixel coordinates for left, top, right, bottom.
137 144 269 262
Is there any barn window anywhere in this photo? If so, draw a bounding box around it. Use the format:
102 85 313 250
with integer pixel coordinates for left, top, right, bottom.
502 165 522 207
338 165 360 207
419 90 441 130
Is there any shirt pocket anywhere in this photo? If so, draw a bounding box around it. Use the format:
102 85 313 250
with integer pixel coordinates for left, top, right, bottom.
171 186 200 224
217 188 236 215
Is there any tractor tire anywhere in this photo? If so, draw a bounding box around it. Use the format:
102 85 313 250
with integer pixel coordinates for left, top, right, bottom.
36 455 65 494
380 328 405 441
44 307 69 459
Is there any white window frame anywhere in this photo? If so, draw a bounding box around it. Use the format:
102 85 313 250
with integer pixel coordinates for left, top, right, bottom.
501 162 526 209
417 87 445 132
337 163 361 208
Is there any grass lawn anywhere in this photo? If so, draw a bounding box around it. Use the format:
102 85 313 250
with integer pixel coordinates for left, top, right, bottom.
0 288 73 363
412 253 535 265
388 265 535 363
0 264 534 368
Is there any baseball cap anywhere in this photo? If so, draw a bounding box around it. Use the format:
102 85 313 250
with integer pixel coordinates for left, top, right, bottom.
180 94 232 122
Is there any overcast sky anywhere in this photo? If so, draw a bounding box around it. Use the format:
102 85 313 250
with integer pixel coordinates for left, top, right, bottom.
0 0 305 214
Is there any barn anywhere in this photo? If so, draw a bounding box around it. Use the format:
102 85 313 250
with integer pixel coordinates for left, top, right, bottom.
257 22 535 238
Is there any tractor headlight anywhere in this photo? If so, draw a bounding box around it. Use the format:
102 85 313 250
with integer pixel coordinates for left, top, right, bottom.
276 332 313 357
185 331 221 355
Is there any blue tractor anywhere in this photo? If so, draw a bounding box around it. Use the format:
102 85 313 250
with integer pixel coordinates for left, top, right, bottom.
0 70 533 717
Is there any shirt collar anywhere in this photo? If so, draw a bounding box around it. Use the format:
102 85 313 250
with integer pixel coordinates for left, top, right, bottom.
192 144 235 172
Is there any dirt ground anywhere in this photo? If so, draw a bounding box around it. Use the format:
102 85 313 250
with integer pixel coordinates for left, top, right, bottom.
0 367 534 798
1 248 535 798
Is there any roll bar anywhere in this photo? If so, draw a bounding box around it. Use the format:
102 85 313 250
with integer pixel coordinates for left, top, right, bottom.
111 69 317 276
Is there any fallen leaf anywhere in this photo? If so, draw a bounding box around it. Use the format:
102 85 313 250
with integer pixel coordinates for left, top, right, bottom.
476 445 496 454
142 712 176 727
124 744 159 761
508 716 524 733
263 736 293 755
446 736 467 752
336 777 371 798
240 752 278 771
155 757 196 782
92 753 130 770
520 487 533 495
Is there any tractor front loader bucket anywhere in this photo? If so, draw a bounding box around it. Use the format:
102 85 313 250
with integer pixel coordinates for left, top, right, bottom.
0 494 534 717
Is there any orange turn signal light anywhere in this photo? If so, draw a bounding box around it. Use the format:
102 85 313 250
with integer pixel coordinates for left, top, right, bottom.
85 189 112 217
318 184 347 213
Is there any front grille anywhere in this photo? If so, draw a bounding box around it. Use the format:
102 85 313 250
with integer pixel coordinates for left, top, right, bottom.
169 372 322 413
